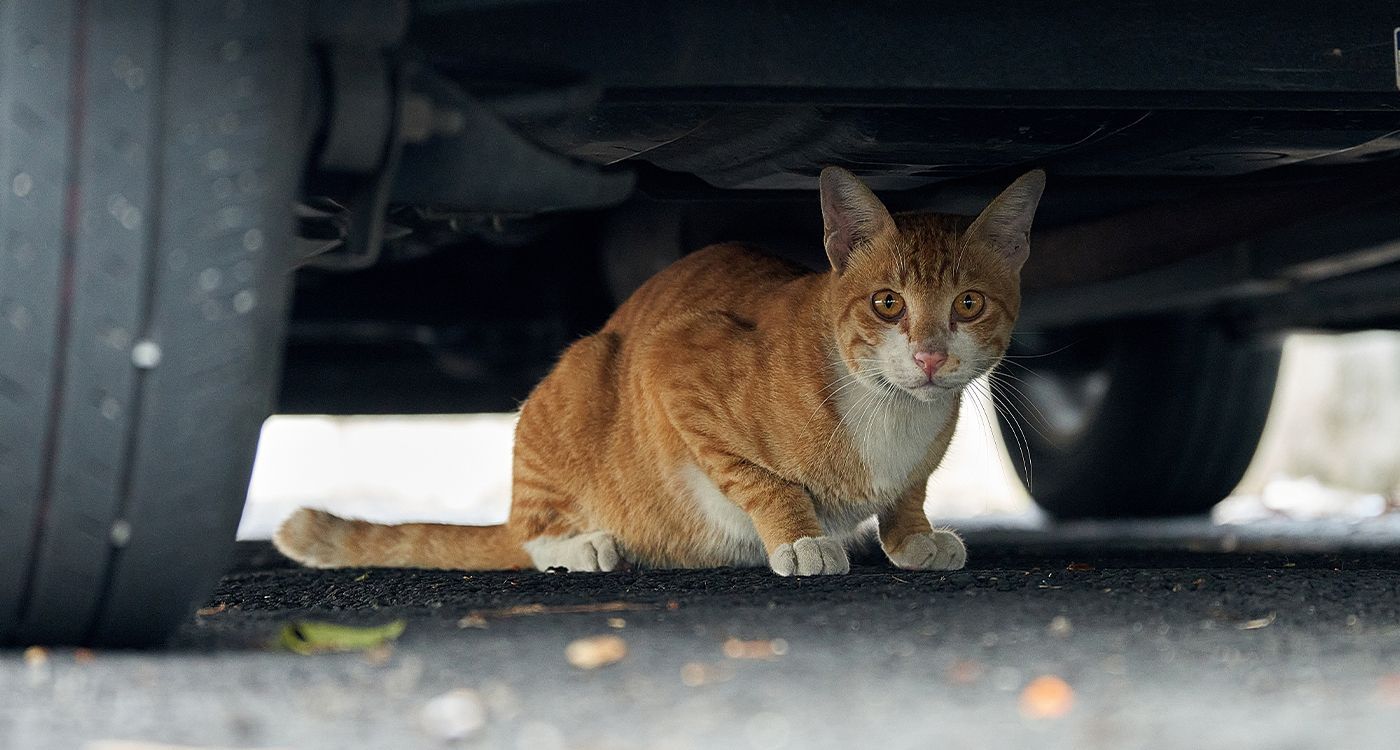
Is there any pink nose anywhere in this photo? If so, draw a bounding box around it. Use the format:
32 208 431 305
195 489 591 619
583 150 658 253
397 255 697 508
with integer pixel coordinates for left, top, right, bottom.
914 351 947 378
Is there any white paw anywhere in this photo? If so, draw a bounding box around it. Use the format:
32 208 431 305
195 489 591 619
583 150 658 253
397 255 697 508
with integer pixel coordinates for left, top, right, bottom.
525 531 622 572
886 529 967 571
768 536 850 576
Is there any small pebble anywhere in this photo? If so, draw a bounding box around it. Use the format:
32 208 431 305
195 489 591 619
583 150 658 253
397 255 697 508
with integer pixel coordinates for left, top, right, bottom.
419 688 487 741
565 635 627 670
22 646 48 667
1020 675 1075 719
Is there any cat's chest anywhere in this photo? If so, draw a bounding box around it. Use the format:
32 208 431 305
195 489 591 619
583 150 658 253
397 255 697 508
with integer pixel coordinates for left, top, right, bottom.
833 384 956 499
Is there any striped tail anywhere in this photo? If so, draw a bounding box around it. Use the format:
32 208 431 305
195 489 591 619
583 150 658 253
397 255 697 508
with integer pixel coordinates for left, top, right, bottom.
273 508 532 571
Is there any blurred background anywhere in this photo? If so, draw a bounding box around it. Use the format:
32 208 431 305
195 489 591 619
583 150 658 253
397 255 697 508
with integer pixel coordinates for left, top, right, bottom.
237 330 1400 541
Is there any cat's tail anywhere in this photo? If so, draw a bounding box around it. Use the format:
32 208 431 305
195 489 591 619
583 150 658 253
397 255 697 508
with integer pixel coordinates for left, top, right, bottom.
273 508 533 571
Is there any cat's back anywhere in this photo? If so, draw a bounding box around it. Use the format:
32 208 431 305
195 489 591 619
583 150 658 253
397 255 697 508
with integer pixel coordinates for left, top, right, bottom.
604 243 813 336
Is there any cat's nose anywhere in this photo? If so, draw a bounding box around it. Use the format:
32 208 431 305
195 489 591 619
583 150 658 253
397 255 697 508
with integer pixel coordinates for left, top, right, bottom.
914 351 947 378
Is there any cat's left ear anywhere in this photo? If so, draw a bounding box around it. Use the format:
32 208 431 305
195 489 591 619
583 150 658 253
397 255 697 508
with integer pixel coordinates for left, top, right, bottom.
966 169 1046 273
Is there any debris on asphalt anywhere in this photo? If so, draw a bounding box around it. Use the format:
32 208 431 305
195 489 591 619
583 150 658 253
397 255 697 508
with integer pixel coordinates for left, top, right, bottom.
680 661 735 687
480 680 523 721
362 644 395 666
992 666 1023 692
419 688 488 741
1236 612 1277 630
1019 675 1075 719
23 645 50 686
722 637 788 660
277 619 406 655
607 617 626 629
1047 615 1073 638
463 601 662 623
565 634 628 669
1101 655 1128 675
1066 562 1096 572
1376 675 1400 707
195 603 227 617
85 743 292 750
23 646 48 667
946 659 984 684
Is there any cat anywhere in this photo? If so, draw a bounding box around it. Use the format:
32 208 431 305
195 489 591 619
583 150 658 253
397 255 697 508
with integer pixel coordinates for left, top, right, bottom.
274 166 1045 576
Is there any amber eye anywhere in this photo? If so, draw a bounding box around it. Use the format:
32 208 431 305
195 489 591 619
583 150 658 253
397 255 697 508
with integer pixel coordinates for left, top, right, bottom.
953 291 986 321
871 289 906 321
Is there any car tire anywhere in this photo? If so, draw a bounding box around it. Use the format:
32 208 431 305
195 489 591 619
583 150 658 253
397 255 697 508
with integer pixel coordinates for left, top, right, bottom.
0 0 311 646
992 317 1281 519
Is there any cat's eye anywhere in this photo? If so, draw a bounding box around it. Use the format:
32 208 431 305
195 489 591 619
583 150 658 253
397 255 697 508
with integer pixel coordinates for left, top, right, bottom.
953 291 986 321
871 290 905 321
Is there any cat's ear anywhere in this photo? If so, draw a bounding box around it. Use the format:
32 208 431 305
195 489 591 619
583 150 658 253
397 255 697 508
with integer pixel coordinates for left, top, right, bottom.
966 169 1046 273
819 166 896 274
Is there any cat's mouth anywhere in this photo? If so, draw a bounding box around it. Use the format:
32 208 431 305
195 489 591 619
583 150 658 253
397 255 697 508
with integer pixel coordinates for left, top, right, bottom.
872 371 957 397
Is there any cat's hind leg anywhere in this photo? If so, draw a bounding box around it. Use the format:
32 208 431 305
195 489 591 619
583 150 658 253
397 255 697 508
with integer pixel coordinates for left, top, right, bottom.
521 531 623 572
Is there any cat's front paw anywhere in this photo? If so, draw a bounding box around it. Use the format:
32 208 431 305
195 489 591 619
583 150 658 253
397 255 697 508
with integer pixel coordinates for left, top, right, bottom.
886 529 967 571
525 531 623 573
768 536 850 576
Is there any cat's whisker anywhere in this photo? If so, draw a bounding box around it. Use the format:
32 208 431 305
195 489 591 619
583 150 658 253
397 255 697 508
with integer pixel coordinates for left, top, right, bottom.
1000 340 1081 360
993 357 1054 384
964 381 1020 482
809 368 873 418
962 381 1002 455
986 383 1054 438
983 370 1055 429
987 386 1034 491
969 378 1033 491
823 378 885 456
855 367 903 461
983 377 1053 445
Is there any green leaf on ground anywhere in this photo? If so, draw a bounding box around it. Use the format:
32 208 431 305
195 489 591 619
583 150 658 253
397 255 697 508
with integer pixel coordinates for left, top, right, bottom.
277 620 406 655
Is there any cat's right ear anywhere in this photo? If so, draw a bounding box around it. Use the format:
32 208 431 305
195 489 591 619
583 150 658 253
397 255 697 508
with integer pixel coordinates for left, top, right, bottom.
819 166 896 274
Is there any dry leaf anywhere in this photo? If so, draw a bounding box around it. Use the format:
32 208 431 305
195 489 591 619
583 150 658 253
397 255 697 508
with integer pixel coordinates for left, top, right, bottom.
1236 612 1277 630
565 635 627 669
195 603 226 617
456 614 489 629
1019 675 1075 719
1066 562 1095 572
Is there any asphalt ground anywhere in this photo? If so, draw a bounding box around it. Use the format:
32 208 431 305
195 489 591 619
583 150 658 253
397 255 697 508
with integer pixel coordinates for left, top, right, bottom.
5 519 1400 749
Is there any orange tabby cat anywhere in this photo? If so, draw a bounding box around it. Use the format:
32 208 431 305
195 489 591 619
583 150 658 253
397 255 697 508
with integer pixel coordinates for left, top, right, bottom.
275 167 1045 576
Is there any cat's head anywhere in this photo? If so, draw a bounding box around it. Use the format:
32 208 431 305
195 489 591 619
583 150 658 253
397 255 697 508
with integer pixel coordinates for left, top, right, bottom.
820 167 1045 402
